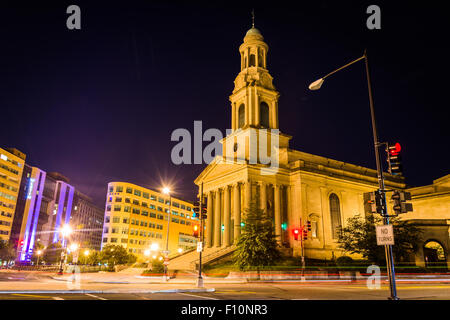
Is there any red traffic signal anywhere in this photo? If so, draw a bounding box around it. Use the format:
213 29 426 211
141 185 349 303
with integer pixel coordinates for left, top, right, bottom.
292 228 300 240
193 224 199 237
388 142 401 156
19 240 24 247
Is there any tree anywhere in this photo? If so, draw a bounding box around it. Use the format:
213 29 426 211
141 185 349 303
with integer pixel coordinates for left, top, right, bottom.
233 201 281 271
0 241 16 263
100 245 133 270
337 214 422 265
42 242 63 265
31 241 45 264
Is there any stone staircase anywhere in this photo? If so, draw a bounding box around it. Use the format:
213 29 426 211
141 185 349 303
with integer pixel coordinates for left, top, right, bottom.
168 246 236 271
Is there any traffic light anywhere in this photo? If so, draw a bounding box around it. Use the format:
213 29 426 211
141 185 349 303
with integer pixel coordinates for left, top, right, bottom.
302 229 308 241
192 201 200 218
240 222 245 227
281 222 287 231
386 142 403 175
193 224 199 237
391 190 413 215
292 228 300 240
19 240 24 248
201 207 207 220
306 221 311 232
363 190 384 214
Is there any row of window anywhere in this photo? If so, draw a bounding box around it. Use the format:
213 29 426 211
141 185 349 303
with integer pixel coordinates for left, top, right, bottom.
0 230 9 235
0 211 12 218
0 191 16 202
0 182 18 193
0 220 11 226
0 154 23 168
0 163 19 176
108 185 191 211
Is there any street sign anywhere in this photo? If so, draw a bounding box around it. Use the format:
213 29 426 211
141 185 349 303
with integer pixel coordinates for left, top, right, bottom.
197 241 203 252
376 225 394 245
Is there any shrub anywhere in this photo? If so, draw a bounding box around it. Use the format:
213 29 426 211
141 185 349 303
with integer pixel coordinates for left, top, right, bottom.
336 256 354 266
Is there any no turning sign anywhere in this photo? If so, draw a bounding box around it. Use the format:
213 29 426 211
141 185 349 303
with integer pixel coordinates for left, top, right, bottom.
376 225 394 245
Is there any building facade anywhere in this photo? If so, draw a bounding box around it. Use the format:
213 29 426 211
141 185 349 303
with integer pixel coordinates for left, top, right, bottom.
194 26 450 267
102 182 199 261
0 148 26 243
8 162 104 262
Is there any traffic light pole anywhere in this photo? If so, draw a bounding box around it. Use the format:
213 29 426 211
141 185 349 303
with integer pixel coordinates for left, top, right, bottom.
364 50 399 300
196 182 204 288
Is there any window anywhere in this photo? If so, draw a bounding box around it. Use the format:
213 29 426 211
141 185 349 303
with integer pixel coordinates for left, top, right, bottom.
109 186 114 193
158 197 164 203
143 192 149 199
149 204 156 209
112 216 120 223
115 197 122 202
165 200 170 205
171 217 179 223
122 218 129 224
124 206 131 213
186 221 191 226
260 102 270 128
186 206 191 211
134 189 141 197
126 187 132 194
172 210 178 216
180 204 185 210
249 54 255 67
111 228 118 234
157 206 163 212
121 238 127 243
132 208 140 214
106 205 111 212
173 202 180 208
180 219 186 225
150 195 157 200
142 202 148 207
133 200 139 205
157 214 163 220
105 216 110 223
116 186 123 192
329 193 342 239
114 205 121 212
141 210 148 217
165 209 170 214
312 221 318 238
238 104 245 128
125 198 131 203
110 238 117 243
103 238 108 243
103 227 109 233
150 212 156 218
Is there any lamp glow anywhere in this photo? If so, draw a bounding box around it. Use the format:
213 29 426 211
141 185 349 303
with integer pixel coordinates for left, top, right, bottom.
69 243 79 251
60 224 73 238
177 248 183 254
144 249 151 256
84 250 90 256
150 243 159 251
162 187 171 195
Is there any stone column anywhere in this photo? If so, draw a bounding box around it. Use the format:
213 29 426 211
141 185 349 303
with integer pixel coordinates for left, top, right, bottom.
214 188 222 247
231 103 236 130
244 180 252 215
255 91 260 126
206 191 213 248
274 184 282 244
259 181 267 214
223 186 231 247
233 183 241 243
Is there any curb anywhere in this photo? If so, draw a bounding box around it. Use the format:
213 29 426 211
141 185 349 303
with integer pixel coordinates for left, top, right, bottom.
0 288 216 294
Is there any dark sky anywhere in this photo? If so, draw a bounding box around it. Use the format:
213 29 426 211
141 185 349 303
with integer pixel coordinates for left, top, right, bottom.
1 1 448 207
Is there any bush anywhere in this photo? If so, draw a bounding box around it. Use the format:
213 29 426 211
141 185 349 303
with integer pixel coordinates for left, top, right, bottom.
336 256 354 266
151 261 165 273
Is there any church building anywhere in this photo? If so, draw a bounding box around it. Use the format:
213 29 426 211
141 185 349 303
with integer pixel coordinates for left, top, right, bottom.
193 24 449 267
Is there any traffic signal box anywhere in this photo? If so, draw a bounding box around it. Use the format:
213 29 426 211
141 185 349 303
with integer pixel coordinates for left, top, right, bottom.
292 228 300 240
391 190 413 215
193 224 199 238
193 201 207 220
386 142 403 176
363 190 385 214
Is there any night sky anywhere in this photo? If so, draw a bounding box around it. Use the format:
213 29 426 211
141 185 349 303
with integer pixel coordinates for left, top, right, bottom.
1 1 448 207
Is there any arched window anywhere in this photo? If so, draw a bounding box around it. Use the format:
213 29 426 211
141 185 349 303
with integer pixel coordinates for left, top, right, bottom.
260 102 270 128
258 51 264 67
329 193 342 239
249 54 256 67
238 104 245 128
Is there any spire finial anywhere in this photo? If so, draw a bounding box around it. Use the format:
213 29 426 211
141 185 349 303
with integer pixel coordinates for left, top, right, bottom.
251 9 255 28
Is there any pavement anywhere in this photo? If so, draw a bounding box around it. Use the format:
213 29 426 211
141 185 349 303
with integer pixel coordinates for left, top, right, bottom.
0 270 448 300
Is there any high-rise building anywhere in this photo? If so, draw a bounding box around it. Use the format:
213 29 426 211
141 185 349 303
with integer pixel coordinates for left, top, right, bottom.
9 161 104 262
70 191 104 250
0 148 26 243
102 182 199 260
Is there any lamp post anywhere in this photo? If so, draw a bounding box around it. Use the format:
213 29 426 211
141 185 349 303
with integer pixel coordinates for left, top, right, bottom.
36 250 42 267
162 187 171 281
58 224 72 275
308 49 398 300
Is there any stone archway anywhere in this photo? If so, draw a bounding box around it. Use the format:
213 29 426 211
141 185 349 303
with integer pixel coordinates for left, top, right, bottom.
423 240 447 267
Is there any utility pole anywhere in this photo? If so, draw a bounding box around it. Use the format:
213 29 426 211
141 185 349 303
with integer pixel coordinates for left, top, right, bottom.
196 182 204 288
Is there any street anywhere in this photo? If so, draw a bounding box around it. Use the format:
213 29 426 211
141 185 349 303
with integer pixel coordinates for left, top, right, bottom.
0 271 448 300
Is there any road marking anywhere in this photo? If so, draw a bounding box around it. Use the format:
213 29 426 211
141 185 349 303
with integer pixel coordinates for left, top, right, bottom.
52 297 64 300
177 293 219 300
11 294 51 299
85 293 107 300
215 290 256 294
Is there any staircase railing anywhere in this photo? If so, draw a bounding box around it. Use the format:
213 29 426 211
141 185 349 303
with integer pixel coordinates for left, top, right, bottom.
189 245 236 269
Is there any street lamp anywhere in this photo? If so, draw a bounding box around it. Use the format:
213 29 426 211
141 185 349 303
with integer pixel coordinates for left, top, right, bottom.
162 186 171 281
36 250 42 266
58 224 73 275
308 49 398 300
84 250 90 256
177 248 183 254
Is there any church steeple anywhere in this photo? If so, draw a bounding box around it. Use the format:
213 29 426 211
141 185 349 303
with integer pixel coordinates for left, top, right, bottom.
230 22 280 131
